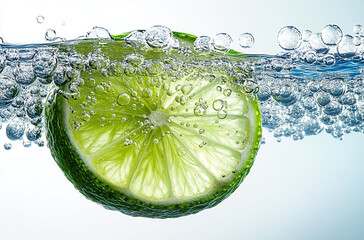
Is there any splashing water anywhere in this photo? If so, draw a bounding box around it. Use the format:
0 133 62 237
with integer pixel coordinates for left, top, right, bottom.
0 24 363 149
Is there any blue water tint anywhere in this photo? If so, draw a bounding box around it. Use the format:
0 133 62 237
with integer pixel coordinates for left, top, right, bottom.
0 27 363 147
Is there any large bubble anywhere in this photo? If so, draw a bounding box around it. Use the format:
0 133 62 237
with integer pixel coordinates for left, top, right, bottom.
321 24 343 45
145 25 172 48
277 26 302 50
337 35 356 58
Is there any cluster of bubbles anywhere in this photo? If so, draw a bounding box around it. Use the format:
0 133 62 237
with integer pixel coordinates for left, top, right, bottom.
193 32 254 53
276 24 364 64
254 24 364 141
0 47 55 149
0 24 363 149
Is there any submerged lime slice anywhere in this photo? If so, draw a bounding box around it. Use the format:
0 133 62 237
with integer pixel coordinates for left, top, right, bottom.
45 32 261 218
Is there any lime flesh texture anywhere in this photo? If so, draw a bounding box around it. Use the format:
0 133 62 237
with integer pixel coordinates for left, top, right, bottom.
46 33 261 218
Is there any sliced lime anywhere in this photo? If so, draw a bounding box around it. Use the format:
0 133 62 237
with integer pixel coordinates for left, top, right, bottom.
46 32 261 218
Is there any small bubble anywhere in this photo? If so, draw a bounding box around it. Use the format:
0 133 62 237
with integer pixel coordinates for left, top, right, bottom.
94 85 105 93
23 141 31 148
194 106 207 116
153 138 159 144
213 99 224 110
36 15 44 24
353 24 363 34
353 36 361 46
217 109 227 119
321 24 343 45
239 33 255 48
277 26 302 50
45 29 57 41
199 129 205 134
142 88 153 98
117 93 131 106
82 113 91 122
223 88 232 97
304 51 317 64
4 143 12 150
323 54 336 66
181 84 193 95
36 140 45 147
212 33 232 52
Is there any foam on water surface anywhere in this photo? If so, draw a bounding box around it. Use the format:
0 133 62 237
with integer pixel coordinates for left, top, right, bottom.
0 24 363 149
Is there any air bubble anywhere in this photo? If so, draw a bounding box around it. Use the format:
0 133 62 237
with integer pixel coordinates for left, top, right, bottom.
4 143 12 150
86 26 112 39
212 33 232 52
309 33 328 53
0 76 19 107
217 109 227 119
321 24 343 46
15 63 36 85
117 93 131 106
353 36 361 46
45 29 57 41
239 33 254 48
194 36 211 52
323 54 336 65
124 31 146 46
304 51 317 64
277 26 302 50
36 15 44 24
26 98 43 119
194 106 207 116
32 51 57 78
223 88 232 97
26 125 42 141
353 24 363 34
142 88 153 98
181 84 193 95
302 30 312 42
145 25 172 48
213 99 224 110
23 141 31 148
337 35 356 58
6 118 25 140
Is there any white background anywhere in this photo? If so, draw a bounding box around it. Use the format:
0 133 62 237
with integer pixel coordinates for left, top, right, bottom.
0 0 364 239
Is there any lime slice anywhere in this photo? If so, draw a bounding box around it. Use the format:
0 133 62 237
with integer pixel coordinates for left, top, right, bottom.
45 32 261 218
